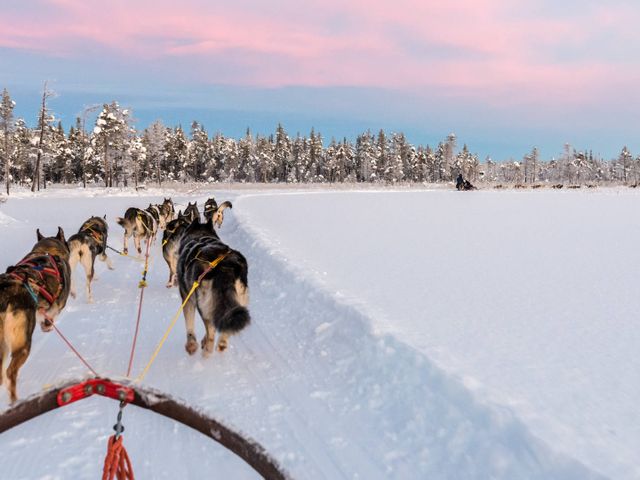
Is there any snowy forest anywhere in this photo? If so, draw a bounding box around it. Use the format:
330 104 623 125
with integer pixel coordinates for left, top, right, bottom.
1 87 639 194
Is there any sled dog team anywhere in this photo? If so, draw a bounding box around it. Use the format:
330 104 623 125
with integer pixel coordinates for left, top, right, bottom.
0 196 248 403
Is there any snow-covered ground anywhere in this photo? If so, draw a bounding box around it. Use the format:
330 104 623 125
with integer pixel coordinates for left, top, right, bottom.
0 186 637 479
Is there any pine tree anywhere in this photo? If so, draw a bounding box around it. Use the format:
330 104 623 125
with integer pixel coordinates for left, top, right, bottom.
274 124 292 182
12 119 32 186
617 146 632 184
163 126 188 182
142 121 167 186
67 118 85 184
189 121 211 182
127 135 146 187
0 88 15 194
363 132 378 183
308 129 324 182
376 130 389 182
32 82 55 192
91 102 131 187
443 133 457 181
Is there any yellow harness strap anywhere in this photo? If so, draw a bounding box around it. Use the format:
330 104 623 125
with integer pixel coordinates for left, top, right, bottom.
137 212 153 234
134 251 229 382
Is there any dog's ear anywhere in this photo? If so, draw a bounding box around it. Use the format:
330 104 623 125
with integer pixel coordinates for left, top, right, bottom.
56 227 66 243
104 214 107 220
36 229 45 241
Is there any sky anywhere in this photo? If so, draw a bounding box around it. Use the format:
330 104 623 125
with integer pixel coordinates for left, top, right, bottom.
1 0 639 160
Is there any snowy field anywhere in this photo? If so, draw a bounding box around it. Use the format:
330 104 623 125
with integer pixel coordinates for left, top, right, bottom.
0 186 638 479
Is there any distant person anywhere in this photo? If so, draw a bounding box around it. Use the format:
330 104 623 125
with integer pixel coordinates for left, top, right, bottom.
456 174 476 191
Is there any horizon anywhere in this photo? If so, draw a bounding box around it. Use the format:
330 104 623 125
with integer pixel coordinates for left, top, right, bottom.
2 0 639 161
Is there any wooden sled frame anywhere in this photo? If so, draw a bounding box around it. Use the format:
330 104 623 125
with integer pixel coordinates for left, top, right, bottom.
0 378 290 480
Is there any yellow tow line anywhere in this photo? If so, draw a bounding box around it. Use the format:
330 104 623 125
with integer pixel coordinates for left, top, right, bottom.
134 251 230 382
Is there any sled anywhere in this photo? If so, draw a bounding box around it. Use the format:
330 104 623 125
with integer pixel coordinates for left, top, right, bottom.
0 377 290 480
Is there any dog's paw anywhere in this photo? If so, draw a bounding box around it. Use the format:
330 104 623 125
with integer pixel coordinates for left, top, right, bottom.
217 340 228 352
185 338 198 355
201 336 215 355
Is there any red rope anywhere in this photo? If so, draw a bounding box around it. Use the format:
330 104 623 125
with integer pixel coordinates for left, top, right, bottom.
102 435 135 480
52 323 99 377
126 235 153 377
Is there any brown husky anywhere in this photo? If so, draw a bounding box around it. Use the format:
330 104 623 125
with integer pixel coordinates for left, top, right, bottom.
0 228 71 402
68 216 114 303
115 205 160 255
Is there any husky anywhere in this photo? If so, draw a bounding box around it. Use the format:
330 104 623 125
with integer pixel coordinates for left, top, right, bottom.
177 217 250 356
203 197 233 228
159 197 175 224
0 228 71 403
68 216 114 303
162 202 200 288
115 204 161 255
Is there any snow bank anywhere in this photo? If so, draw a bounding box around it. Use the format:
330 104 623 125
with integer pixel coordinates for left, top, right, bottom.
236 189 640 479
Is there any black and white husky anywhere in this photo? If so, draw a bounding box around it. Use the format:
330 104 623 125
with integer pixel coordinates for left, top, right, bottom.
177 217 250 356
162 202 200 288
68 216 113 303
116 204 163 255
203 197 233 228
0 228 71 402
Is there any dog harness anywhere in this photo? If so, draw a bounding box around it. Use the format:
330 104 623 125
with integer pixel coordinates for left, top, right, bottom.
83 226 104 245
138 211 156 235
162 221 186 246
80 218 106 244
8 253 64 307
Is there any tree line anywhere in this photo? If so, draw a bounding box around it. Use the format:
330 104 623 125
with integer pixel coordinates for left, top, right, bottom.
0 87 638 194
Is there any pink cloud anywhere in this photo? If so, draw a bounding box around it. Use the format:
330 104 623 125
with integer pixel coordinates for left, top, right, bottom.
1 0 639 106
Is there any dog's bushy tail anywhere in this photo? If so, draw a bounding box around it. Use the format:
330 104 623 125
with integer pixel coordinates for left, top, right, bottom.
213 285 250 333
115 217 126 228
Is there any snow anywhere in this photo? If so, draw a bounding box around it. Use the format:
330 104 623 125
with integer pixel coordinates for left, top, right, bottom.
0 186 636 479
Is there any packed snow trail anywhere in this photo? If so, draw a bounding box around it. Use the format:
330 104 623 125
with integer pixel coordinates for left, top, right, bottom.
0 189 607 479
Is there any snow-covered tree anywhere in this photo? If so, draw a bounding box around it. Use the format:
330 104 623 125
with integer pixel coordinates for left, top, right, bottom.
142 120 167 185
12 119 33 186
0 88 15 194
356 131 377 182
32 82 55 192
91 102 131 187
163 126 188 182
188 121 211 182
127 135 146 187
